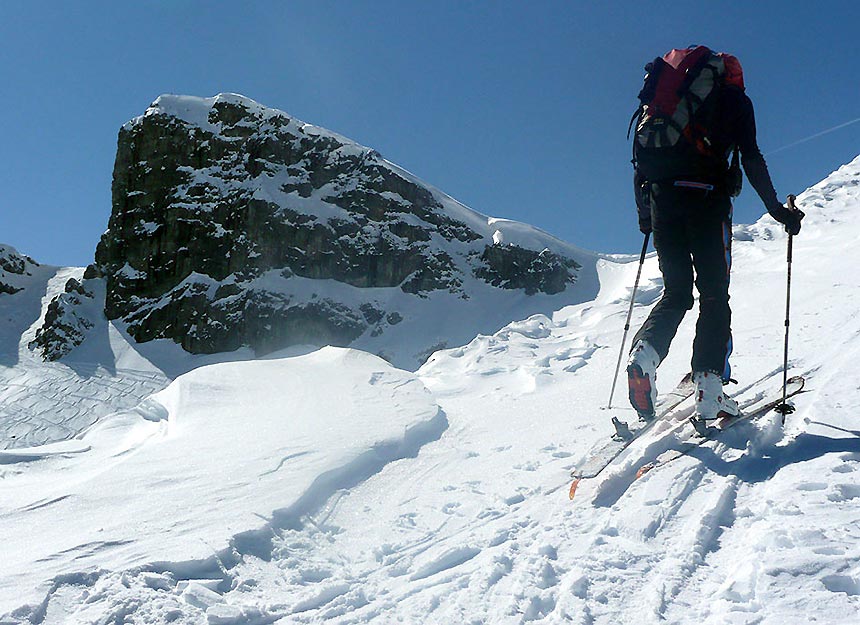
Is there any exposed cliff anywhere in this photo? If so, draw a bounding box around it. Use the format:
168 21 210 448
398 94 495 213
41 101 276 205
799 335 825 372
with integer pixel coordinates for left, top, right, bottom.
34 94 598 368
0 245 39 295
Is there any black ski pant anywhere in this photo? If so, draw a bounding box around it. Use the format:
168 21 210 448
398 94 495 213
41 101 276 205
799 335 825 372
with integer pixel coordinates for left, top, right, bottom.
632 182 733 381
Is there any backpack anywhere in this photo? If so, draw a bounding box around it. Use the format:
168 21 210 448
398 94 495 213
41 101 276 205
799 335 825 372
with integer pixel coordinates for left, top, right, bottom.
629 45 745 186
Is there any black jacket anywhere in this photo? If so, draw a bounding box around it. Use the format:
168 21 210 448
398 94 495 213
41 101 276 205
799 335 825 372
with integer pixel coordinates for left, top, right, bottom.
635 86 782 225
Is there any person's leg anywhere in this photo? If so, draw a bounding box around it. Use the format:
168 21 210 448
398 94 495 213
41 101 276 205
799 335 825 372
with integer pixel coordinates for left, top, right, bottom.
631 185 695 362
628 184 695 417
688 192 739 423
689 193 733 380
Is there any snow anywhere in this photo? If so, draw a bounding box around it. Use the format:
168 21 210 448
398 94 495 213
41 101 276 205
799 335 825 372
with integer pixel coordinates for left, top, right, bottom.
1 155 860 623
121 93 607 370
140 93 369 158
0 347 442 615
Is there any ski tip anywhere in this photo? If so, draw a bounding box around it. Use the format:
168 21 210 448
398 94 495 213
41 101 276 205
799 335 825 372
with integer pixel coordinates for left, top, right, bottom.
635 463 654 480
569 478 582 500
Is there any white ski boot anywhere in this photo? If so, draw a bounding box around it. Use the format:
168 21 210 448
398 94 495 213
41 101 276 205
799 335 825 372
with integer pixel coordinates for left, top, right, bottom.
627 340 660 420
691 371 739 436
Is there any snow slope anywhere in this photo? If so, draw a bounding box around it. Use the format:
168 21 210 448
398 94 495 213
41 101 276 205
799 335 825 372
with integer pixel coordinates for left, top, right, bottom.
0 263 250 450
0 348 443 617
1 156 859 624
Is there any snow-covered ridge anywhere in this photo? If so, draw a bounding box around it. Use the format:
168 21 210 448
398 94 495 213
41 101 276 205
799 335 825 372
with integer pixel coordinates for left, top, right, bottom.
0 244 40 294
137 93 365 153
41 92 606 369
139 92 599 260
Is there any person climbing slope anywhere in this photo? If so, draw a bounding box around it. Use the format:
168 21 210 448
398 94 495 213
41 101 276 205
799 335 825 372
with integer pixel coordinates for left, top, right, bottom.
625 45 804 427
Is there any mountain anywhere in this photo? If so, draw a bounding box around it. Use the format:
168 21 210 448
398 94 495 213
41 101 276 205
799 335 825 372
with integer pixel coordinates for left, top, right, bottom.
0 244 39 295
2 142 859 620
31 93 599 370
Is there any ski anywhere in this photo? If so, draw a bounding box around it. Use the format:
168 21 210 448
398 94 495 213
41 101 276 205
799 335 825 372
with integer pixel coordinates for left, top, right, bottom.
568 373 694 500
634 375 805 480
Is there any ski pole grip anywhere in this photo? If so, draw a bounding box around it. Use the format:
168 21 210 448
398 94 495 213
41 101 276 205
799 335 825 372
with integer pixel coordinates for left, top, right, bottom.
639 231 650 262
787 194 798 212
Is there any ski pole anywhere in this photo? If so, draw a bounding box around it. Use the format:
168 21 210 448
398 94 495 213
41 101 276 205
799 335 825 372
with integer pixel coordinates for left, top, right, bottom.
775 194 798 420
607 232 650 409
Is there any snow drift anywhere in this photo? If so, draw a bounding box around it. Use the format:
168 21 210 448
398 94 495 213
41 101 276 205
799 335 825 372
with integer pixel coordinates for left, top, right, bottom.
2 153 860 623
0 347 443 615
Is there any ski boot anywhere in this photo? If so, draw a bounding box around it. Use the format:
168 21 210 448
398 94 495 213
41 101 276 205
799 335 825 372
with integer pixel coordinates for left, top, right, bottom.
627 340 659 421
690 371 740 436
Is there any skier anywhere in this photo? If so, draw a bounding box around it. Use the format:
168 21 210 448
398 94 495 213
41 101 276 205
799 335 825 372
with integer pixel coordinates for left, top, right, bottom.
625 45 804 427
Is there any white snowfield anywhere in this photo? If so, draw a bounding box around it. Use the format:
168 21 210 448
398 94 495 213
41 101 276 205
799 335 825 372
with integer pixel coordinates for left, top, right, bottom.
0 349 443 614
1 155 859 624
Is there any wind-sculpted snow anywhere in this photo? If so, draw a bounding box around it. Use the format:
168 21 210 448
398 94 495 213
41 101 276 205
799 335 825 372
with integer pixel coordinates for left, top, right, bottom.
0 347 444 618
3 156 860 624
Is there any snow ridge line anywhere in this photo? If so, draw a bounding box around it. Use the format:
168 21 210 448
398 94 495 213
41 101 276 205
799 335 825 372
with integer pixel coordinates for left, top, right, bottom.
6 408 449 625
237 407 450 558
5 409 449 623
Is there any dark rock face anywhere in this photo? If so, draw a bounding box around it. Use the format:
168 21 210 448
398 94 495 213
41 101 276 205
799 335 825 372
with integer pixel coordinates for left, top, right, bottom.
475 245 579 295
29 278 96 360
37 94 586 363
0 246 38 295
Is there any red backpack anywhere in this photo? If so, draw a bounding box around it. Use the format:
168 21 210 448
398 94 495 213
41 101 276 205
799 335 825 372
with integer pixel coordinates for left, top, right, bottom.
630 45 745 183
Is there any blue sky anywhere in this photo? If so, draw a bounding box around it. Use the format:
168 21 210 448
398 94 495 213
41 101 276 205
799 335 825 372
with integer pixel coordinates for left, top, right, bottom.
1 1 858 266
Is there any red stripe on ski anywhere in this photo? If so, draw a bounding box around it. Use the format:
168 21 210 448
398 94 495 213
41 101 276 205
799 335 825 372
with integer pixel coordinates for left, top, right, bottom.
569 477 581 500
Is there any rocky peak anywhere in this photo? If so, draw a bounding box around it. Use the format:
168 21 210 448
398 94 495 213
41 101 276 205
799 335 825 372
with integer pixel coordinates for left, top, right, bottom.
0 245 39 295
36 94 595 367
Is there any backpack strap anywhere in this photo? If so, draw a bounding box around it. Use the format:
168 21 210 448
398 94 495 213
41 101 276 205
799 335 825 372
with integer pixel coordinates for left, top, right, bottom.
627 104 643 141
676 48 717 98
636 58 665 103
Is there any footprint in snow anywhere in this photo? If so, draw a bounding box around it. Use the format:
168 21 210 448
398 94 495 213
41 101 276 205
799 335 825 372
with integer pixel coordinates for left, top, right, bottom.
813 546 845 556
442 502 461 515
821 574 860 596
409 546 481 581
827 483 860 501
484 555 513 587
796 482 828 492
504 493 526 506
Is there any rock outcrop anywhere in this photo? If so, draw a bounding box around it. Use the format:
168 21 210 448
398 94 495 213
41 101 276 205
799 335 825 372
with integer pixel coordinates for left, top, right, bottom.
0 245 38 295
35 94 596 368
29 278 97 361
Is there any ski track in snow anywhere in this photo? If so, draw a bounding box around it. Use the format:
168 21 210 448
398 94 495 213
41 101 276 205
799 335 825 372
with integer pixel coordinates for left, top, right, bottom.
0 266 170 451
3 157 860 624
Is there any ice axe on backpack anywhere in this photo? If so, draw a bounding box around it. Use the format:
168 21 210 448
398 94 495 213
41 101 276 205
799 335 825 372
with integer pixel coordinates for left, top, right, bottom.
774 194 801 420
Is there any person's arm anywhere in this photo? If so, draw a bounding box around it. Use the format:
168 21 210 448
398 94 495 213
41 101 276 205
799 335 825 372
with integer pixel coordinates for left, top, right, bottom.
731 91 781 213
730 89 803 233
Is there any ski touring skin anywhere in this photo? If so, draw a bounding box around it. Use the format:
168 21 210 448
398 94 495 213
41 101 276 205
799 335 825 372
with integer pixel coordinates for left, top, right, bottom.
568 373 694 500
634 375 805 480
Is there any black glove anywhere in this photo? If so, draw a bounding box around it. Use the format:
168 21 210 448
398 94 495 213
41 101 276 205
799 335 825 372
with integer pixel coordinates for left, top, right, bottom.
769 203 805 236
638 215 652 235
